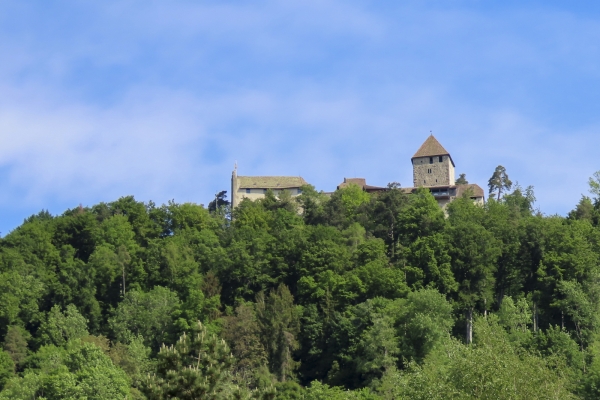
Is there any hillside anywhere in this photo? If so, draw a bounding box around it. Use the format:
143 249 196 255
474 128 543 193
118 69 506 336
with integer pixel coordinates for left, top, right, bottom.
0 179 599 399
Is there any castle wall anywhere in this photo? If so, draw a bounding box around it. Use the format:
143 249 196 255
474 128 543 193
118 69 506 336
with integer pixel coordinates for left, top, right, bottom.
235 188 302 205
412 155 454 187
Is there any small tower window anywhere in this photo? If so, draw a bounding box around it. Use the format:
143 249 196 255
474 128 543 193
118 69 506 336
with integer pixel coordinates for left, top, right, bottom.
245 189 251 194
429 157 433 164
439 156 443 162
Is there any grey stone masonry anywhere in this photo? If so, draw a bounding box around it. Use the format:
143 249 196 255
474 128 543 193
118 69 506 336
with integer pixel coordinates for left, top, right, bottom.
412 155 455 187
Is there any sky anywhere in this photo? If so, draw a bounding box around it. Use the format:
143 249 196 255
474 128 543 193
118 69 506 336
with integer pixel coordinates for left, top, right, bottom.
0 0 599 234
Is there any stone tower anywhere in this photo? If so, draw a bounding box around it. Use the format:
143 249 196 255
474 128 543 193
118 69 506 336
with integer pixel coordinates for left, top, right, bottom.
411 135 455 187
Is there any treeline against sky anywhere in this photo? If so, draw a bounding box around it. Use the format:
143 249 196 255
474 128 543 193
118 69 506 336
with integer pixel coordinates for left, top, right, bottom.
0 172 600 399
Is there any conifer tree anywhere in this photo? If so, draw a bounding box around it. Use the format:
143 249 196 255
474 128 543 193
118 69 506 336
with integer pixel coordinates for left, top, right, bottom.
455 173 469 185
256 285 300 382
143 321 243 400
488 165 513 201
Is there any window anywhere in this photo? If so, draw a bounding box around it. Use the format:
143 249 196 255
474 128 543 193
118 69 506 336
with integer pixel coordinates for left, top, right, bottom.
429 157 433 164
424 180 426 184
297 188 303 194
439 156 443 162
263 189 267 194
245 188 251 194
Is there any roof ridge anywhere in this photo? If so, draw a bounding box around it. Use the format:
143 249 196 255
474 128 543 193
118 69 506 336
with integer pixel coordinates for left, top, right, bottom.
411 135 450 159
237 175 307 189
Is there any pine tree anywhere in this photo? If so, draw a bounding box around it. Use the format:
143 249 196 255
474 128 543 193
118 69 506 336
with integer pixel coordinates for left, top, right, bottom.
488 165 512 201
256 285 300 382
142 321 243 400
455 173 469 185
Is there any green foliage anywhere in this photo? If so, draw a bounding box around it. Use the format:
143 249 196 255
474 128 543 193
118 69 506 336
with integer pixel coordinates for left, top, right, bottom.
0 351 14 390
1 341 131 399
588 171 600 201
223 303 268 382
338 185 371 220
0 269 44 331
455 173 468 185
397 289 454 362
109 286 180 350
38 304 89 347
2 325 30 368
356 314 399 385
396 188 445 246
303 381 379 399
108 333 153 388
297 185 329 225
569 196 599 225
488 165 513 201
389 318 575 399
256 285 300 382
1 183 600 398
324 184 371 226
447 196 500 311
498 296 531 333
142 321 242 400
208 190 231 213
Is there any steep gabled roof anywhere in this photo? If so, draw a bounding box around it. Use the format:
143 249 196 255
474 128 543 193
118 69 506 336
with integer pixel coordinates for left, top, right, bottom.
456 183 484 199
237 176 307 189
337 178 366 189
337 177 386 192
412 135 455 166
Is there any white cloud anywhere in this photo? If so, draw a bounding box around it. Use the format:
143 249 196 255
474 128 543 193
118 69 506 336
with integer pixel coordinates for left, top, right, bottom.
0 0 599 232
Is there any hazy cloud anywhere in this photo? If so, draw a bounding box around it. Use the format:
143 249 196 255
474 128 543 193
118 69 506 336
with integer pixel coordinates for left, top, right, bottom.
0 0 599 232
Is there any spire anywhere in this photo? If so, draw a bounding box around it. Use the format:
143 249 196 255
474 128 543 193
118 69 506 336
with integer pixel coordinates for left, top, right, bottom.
411 134 455 166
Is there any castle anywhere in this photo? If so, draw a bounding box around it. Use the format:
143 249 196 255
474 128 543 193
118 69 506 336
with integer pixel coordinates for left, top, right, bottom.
231 135 484 209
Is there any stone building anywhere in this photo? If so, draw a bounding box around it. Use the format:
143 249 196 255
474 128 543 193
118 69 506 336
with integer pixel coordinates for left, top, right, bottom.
337 178 387 193
230 166 307 208
334 135 484 209
230 135 484 210
412 135 455 187
408 135 484 208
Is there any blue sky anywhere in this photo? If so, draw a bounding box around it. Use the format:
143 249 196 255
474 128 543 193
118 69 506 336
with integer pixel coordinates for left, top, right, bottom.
0 0 599 234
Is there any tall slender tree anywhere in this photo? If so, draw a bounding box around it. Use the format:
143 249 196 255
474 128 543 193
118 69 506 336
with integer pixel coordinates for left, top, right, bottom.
488 165 513 201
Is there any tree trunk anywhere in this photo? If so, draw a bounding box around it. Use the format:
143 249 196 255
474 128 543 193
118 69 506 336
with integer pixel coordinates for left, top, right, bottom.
466 308 473 344
533 303 537 332
484 298 487 318
122 265 126 296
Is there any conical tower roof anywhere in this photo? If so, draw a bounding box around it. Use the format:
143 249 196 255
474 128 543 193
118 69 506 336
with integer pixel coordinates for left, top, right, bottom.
412 135 455 166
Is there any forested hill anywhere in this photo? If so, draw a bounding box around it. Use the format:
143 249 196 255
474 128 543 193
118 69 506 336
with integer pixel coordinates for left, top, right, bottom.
0 177 600 399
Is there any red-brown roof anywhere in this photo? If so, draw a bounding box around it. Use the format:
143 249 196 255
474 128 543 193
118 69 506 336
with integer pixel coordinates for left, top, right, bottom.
456 184 484 198
412 135 455 166
337 178 386 192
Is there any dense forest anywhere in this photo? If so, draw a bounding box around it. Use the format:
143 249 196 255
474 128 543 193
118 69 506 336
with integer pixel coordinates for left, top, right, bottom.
1 169 600 399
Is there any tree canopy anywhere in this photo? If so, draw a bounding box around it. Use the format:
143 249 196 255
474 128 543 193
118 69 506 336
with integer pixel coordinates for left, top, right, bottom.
0 170 600 399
